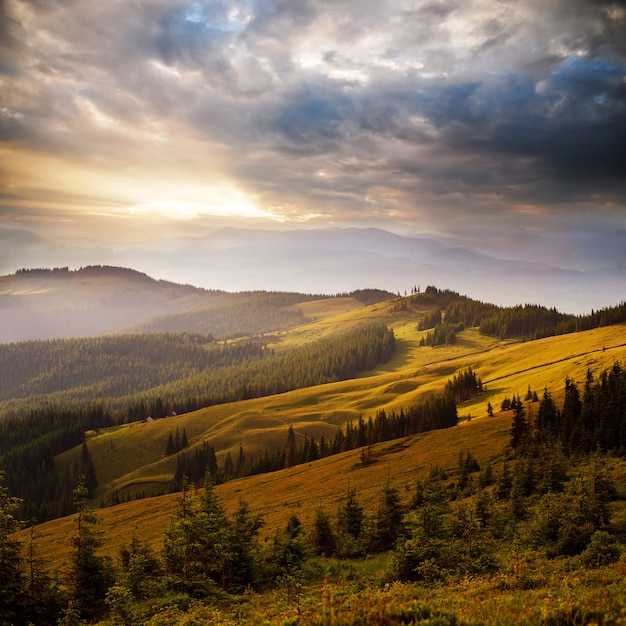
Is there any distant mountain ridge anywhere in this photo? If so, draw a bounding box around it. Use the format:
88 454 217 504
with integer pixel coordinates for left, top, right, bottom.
2 225 625 315
0 265 393 343
0 266 290 343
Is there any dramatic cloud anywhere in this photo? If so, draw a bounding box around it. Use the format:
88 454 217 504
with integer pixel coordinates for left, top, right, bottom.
1 0 625 252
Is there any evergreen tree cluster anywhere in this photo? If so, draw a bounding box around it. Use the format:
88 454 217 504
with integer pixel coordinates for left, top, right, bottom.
446 366 483 403
416 308 442 331
337 288 396 305
164 427 189 456
0 324 395 421
1 326 396 521
419 321 464 346
169 389 458 493
0 407 108 521
412 285 626 341
1 362 626 624
522 361 626 455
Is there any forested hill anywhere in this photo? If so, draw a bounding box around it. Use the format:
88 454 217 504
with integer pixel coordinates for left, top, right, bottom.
407 285 626 343
0 266 393 342
0 324 396 520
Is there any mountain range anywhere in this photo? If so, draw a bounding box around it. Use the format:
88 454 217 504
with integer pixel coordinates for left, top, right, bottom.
2 226 625 317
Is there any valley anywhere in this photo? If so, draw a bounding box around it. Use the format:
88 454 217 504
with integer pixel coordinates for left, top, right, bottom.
1 268 626 625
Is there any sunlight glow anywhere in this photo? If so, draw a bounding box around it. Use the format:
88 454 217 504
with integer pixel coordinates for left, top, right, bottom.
127 198 275 221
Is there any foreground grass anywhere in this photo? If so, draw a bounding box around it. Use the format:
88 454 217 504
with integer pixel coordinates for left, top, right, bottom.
229 559 626 626
92 551 626 625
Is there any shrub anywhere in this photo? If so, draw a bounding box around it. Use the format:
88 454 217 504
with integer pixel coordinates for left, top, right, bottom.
581 531 622 567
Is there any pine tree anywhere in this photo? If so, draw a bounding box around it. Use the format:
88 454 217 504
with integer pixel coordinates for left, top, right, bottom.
225 499 263 591
310 506 336 557
536 388 559 439
510 398 529 449
235 445 246 477
66 474 113 622
0 469 26 625
372 479 404 552
165 432 175 456
338 485 364 540
162 477 231 597
222 453 235 481
23 525 61 626
562 378 582 450
119 533 162 600
285 425 297 469
80 441 98 493
269 514 307 584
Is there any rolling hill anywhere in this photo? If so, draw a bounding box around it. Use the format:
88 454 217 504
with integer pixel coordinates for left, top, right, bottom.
5 277 626 625
16 298 626 562
0 265 390 343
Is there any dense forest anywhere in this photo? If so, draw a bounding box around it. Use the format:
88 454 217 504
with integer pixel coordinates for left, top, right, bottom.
1 362 625 625
0 324 395 421
409 285 626 341
0 325 395 521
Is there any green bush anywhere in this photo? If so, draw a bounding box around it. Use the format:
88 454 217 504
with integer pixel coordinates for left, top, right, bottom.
581 531 622 567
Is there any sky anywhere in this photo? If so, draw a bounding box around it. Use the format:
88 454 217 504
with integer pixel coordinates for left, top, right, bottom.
1 0 626 297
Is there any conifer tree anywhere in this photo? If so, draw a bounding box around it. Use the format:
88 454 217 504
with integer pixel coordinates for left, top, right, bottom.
225 499 263 591
80 441 98 493
269 514 307 583
66 474 112 622
165 432 175 456
310 506 336 557
222 453 235 481
372 479 404 552
536 388 559 440
23 525 61 626
162 477 231 597
285 425 297 469
119 533 162 600
510 397 529 449
338 485 364 540
336 485 366 557
0 469 26 625
235 444 246 477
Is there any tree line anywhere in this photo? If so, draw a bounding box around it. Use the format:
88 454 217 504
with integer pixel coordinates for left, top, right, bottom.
170 382 459 492
508 360 626 456
1 325 395 421
412 285 626 341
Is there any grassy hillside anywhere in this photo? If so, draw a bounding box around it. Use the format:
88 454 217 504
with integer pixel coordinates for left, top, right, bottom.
23 409 514 571
54 317 626 507
10 303 626 625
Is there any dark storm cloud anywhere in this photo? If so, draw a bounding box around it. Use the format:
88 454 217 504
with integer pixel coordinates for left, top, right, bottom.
1 0 625 238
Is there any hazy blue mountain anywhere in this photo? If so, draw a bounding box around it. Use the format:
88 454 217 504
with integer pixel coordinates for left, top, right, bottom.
2 226 624 320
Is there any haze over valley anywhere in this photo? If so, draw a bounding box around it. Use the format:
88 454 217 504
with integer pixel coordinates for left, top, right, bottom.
2 226 625 322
